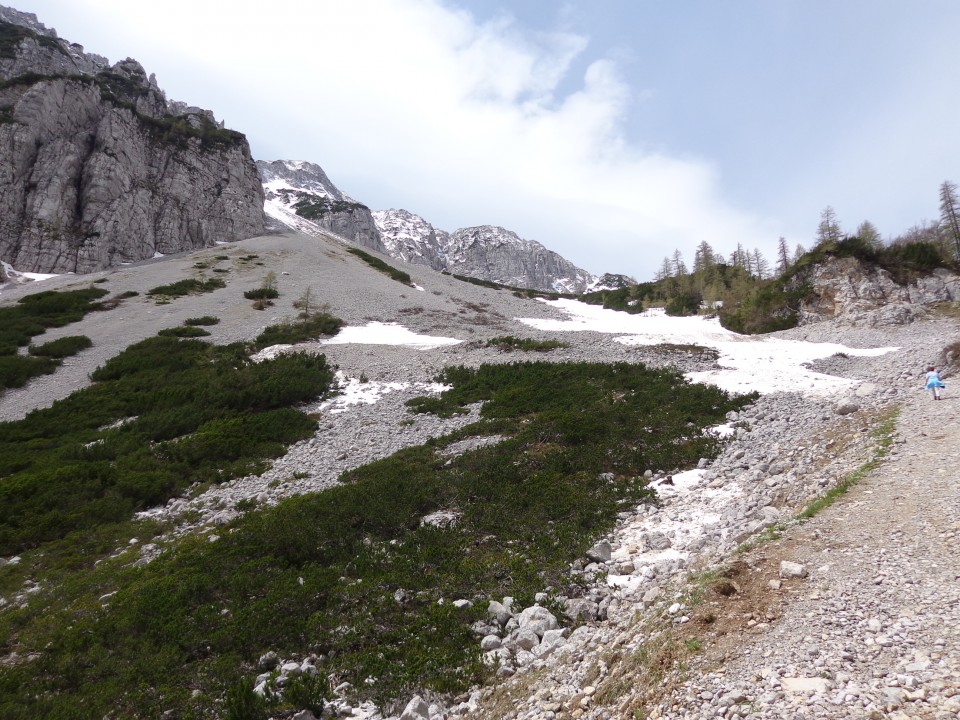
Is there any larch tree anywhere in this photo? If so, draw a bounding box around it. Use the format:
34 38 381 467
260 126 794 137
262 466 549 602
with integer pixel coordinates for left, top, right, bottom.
775 237 790 275
654 256 673 281
792 243 807 264
940 180 960 260
855 220 882 249
816 206 843 247
751 248 771 279
671 249 688 277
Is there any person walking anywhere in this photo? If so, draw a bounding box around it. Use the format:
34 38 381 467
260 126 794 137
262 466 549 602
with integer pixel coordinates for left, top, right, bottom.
925 366 946 400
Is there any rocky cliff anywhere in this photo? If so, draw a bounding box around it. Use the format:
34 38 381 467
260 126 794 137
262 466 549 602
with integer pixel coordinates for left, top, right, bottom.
443 224 595 293
795 256 960 326
0 7 265 273
258 160 388 254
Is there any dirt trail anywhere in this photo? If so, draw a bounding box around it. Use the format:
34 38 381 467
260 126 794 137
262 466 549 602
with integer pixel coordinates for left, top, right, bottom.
644 378 960 719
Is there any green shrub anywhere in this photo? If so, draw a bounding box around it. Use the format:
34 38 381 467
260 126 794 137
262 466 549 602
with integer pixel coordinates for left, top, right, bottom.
146 278 226 298
485 336 569 352
346 247 413 285
252 314 344 349
243 287 279 300
0 288 108 391
157 326 211 338
28 335 93 358
0 359 752 718
184 316 220 326
0 337 337 553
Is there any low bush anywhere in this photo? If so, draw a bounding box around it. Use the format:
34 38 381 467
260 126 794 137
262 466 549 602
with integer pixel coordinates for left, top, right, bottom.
0 337 337 553
486 336 569 352
146 278 226 298
243 287 280 300
252 314 344 350
346 247 413 285
28 335 92 358
0 288 108 391
184 316 220 326
157 326 211 338
0 360 752 718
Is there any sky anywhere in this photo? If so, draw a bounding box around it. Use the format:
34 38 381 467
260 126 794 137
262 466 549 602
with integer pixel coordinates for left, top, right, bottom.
12 1 960 280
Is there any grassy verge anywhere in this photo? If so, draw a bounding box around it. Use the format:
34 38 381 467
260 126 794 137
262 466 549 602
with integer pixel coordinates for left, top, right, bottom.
0 360 752 718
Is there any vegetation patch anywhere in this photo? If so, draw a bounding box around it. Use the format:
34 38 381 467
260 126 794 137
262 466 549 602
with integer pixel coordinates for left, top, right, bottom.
157 326 211 338
0 20 68 59
0 361 750 718
184 316 220 326
0 288 108 393
485 336 569 352
0 336 337 554
346 247 413 286
292 194 368 220
146 277 226 299
27 335 92 358
252 314 344 350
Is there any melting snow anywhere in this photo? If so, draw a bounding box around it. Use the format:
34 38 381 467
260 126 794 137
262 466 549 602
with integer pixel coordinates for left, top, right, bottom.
319 322 460 349
519 300 897 396
318 372 450 414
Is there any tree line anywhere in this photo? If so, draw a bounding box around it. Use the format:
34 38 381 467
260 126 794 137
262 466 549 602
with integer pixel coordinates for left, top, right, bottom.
653 179 960 291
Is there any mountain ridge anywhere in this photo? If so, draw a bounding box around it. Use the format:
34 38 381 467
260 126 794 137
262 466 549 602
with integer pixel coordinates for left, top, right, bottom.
259 158 623 293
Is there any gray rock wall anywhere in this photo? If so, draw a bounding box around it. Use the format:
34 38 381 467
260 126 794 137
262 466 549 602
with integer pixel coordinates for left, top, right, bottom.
797 256 960 326
0 12 265 273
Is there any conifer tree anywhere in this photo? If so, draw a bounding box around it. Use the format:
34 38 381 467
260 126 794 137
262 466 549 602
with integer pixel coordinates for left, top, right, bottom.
775 237 790 275
816 206 843 247
940 180 960 260
855 220 882 249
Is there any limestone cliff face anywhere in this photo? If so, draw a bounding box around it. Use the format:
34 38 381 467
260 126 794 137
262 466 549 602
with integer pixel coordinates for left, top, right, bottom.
444 225 594 294
795 256 960 326
0 8 265 273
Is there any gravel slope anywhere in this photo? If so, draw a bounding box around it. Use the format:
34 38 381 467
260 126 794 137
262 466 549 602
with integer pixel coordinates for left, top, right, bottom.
3 231 959 719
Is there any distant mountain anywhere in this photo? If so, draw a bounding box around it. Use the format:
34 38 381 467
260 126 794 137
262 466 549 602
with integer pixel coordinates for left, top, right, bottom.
587 273 637 292
258 159 598 292
0 5 265 273
257 160 388 254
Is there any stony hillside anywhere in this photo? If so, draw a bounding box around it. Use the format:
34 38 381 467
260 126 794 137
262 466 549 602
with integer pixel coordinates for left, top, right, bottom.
2 226 959 719
0 6 265 274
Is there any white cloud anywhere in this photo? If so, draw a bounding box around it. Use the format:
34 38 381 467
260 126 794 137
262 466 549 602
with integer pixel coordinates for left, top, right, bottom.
22 0 776 278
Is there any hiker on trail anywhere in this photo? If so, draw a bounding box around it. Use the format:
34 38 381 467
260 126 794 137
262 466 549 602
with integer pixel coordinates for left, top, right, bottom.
925 366 946 400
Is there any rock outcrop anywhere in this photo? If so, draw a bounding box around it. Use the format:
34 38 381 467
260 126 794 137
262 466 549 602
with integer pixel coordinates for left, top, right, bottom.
794 256 960 326
258 160 388 254
0 7 265 273
371 208 448 271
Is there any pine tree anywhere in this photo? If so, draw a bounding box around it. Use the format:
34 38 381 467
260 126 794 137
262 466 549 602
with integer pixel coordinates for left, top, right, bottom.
939 180 960 260
792 243 807 264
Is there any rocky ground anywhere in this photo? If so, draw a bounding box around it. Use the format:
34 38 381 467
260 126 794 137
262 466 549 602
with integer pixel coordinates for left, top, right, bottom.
2 231 959 720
